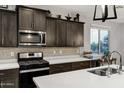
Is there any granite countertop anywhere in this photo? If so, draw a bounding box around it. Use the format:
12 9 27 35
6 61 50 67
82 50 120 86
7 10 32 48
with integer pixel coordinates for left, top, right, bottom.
33 65 124 88
44 55 100 65
0 59 19 70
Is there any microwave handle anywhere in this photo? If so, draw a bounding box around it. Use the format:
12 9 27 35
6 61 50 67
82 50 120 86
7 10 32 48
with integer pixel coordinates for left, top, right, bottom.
41 32 46 45
41 33 43 44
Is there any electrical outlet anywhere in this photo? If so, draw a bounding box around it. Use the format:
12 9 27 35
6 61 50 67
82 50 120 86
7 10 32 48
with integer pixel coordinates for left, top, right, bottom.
10 52 14 57
53 50 56 54
59 50 62 54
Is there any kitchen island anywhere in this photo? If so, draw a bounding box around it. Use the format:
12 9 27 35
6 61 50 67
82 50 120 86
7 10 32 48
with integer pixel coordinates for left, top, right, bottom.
33 65 124 88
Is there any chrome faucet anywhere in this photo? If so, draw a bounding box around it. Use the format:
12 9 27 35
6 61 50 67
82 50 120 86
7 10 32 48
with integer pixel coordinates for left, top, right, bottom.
104 55 111 77
109 51 123 73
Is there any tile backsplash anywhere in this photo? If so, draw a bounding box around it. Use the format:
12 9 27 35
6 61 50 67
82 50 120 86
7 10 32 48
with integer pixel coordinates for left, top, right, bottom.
0 47 80 59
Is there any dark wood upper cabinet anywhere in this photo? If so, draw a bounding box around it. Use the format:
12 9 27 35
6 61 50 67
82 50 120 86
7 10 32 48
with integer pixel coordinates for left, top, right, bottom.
66 22 84 47
46 19 68 47
19 8 33 30
33 10 46 31
2 12 17 47
18 6 48 31
66 22 75 47
56 20 67 47
46 18 57 47
17 6 84 47
73 22 84 47
0 10 17 47
46 17 84 47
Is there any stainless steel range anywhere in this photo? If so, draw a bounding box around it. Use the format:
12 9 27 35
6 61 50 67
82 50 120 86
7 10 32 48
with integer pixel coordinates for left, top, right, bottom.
18 52 49 88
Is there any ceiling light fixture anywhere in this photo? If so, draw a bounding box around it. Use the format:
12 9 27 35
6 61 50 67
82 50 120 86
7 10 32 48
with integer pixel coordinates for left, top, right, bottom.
93 5 117 22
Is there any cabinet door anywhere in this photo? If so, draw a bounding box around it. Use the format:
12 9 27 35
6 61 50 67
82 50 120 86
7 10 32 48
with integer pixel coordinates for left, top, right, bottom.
80 61 90 69
19 8 33 30
2 12 17 47
0 12 2 46
50 63 72 74
0 69 19 88
46 18 57 47
33 10 46 31
56 20 67 47
73 23 84 47
66 22 74 47
0 78 18 88
72 61 90 71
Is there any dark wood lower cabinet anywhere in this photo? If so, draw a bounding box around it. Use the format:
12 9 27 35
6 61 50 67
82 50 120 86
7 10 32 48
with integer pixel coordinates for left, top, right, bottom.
0 78 18 88
50 60 99 74
90 60 100 68
71 61 90 71
50 63 72 74
0 69 19 88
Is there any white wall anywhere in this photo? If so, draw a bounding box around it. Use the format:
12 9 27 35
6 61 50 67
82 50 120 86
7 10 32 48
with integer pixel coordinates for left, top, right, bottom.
115 23 124 65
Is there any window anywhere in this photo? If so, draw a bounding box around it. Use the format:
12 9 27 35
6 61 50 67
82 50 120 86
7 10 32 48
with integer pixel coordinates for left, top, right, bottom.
90 27 109 54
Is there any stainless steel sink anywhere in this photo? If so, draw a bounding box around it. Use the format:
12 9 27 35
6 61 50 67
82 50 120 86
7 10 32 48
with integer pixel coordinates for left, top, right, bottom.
88 67 118 76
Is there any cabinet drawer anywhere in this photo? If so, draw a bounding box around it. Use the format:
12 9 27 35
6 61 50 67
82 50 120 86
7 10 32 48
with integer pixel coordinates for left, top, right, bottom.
0 69 19 79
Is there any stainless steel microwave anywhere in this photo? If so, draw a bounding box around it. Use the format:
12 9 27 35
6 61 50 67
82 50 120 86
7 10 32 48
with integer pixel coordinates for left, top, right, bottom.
19 30 46 46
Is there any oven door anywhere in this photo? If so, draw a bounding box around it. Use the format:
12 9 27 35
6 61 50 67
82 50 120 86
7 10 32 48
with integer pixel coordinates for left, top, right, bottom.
19 30 42 46
19 68 49 88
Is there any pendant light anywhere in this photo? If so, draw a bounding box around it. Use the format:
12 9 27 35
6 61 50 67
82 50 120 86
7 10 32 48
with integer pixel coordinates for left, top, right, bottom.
93 5 117 22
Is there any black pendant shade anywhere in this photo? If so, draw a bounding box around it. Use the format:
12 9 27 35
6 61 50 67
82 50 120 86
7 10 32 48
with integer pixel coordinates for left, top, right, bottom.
93 5 117 22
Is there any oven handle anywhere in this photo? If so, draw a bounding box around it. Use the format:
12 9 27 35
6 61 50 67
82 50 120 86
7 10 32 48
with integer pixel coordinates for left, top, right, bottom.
20 67 49 73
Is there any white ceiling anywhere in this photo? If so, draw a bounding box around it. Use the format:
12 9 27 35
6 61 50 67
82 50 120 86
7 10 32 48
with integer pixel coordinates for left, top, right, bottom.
27 5 124 23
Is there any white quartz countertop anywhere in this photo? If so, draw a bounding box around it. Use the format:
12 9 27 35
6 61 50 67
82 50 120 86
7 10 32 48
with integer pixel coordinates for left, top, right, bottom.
33 65 124 88
44 55 100 65
0 59 19 70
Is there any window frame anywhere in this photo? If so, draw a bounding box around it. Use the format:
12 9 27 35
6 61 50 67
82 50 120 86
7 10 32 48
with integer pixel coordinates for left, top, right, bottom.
90 27 110 54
